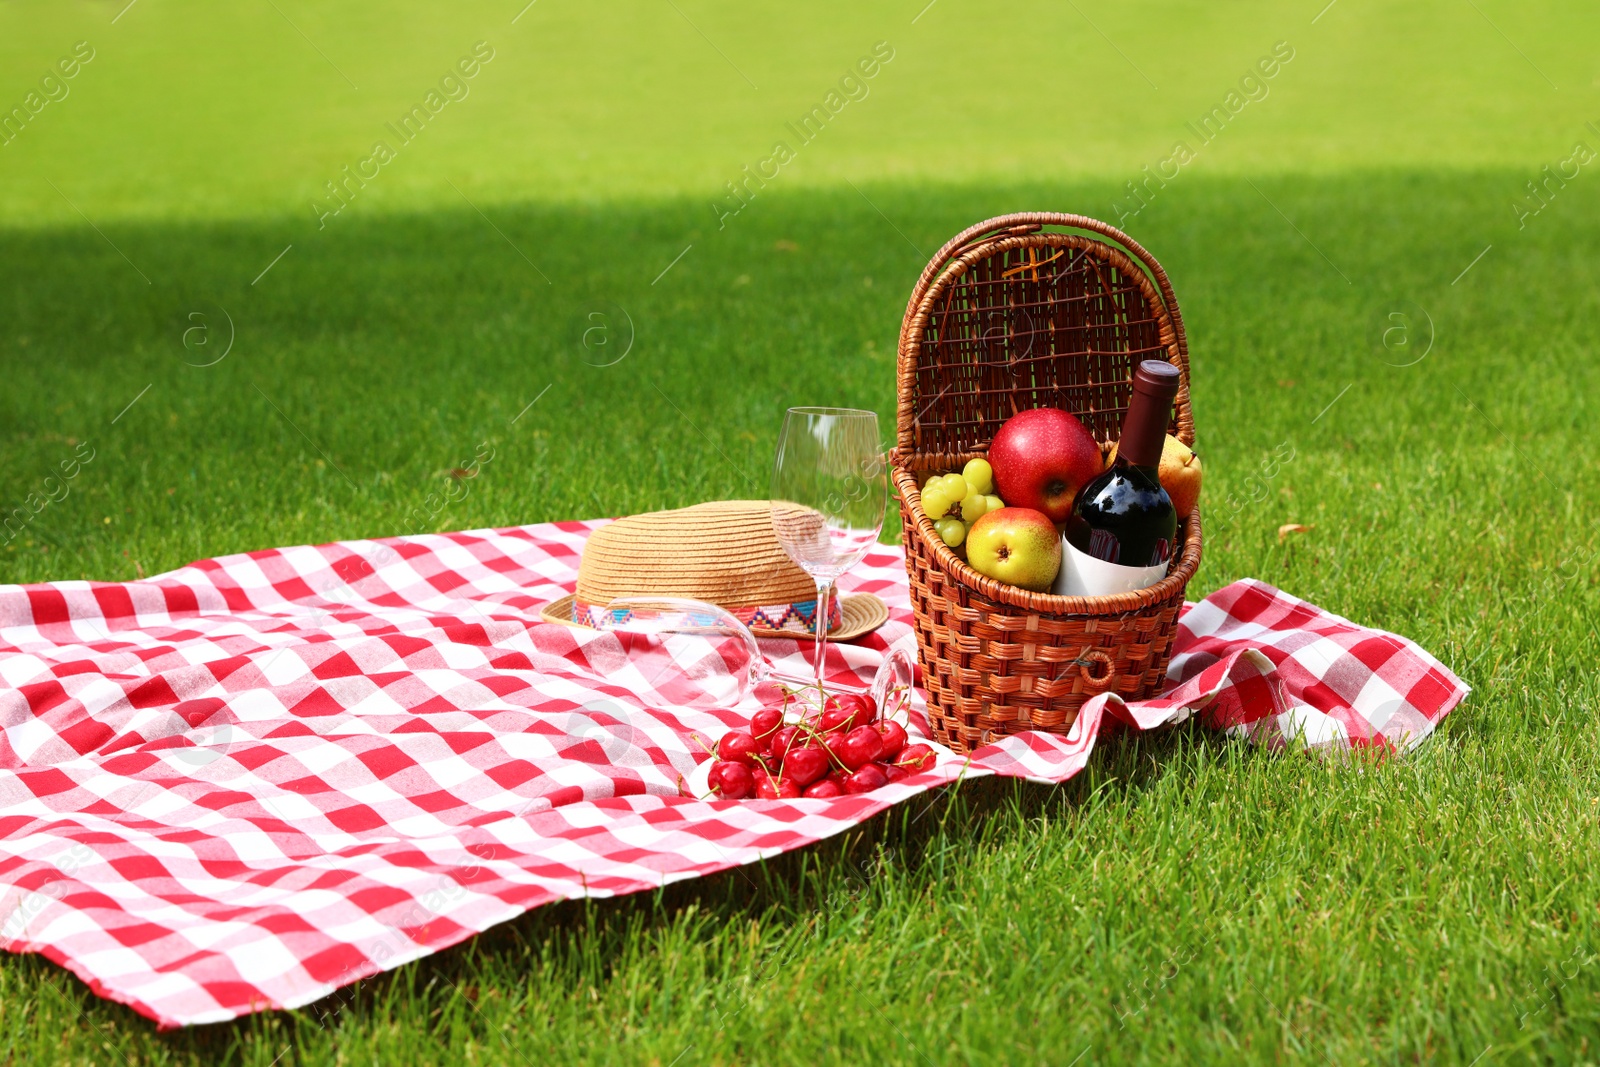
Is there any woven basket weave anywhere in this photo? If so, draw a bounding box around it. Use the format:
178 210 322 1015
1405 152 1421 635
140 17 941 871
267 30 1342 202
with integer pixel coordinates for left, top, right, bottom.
892 213 1203 753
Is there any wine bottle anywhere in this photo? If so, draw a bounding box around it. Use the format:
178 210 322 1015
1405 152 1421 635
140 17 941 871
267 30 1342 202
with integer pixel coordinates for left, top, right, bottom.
1053 360 1182 598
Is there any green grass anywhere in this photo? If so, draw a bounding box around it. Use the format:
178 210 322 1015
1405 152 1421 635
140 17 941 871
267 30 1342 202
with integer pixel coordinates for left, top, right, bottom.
3 0 1600 1062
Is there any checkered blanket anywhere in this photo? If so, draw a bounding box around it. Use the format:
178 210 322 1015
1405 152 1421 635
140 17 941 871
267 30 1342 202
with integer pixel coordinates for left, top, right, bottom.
0 521 1468 1028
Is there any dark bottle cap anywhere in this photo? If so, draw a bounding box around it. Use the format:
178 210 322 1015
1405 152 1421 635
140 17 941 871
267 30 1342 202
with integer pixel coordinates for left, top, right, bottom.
1118 360 1182 468
1132 359 1181 400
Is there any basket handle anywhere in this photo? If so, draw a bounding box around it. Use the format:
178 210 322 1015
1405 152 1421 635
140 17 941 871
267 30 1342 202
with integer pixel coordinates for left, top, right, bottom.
897 212 1193 446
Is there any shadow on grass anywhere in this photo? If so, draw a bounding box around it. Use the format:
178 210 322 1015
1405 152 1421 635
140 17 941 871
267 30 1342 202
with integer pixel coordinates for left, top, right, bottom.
0 167 1573 584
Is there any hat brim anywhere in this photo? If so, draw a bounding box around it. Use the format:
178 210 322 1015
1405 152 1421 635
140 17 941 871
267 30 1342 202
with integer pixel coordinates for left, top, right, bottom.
537 592 889 642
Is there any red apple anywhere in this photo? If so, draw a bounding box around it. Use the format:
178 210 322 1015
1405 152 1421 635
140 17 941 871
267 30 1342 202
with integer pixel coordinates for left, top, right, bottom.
987 408 1102 524
965 507 1062 592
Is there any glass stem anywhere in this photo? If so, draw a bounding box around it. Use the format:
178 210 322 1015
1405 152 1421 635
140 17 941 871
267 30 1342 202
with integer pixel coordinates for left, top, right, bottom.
812 579 833 700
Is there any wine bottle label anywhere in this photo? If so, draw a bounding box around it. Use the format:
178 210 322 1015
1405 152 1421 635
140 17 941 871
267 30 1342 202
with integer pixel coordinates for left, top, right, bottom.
1052 536 1170 598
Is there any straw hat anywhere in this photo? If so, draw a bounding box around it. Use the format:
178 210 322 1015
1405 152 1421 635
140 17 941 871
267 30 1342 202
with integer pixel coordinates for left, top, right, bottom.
539 501 888 641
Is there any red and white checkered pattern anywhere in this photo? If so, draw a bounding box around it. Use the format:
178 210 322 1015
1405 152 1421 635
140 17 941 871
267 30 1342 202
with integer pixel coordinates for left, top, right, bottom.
0 521 1467 1028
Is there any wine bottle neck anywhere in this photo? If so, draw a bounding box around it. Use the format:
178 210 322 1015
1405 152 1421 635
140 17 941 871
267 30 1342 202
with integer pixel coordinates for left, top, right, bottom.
1117 364 1180 468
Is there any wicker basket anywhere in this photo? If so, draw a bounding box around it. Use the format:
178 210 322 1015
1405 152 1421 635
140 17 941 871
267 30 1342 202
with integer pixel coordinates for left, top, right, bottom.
892 212 1203 753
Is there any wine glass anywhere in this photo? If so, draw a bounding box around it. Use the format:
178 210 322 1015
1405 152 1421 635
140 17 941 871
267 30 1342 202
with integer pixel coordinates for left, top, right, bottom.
590 596 913 713
770 407 888 702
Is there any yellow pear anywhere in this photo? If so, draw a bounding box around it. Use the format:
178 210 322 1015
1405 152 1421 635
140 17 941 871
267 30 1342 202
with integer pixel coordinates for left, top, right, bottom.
1104 435 1203 515
1159 436 1203 515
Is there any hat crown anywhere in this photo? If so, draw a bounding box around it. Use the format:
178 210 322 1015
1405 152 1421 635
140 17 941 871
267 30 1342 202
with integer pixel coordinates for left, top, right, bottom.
575 501 817 606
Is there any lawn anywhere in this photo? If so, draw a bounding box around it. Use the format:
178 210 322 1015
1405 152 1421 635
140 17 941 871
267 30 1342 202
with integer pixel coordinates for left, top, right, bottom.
2 0 1598 1063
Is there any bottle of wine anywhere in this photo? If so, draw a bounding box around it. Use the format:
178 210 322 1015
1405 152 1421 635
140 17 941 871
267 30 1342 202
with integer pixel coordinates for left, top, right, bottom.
1053 360 1182 598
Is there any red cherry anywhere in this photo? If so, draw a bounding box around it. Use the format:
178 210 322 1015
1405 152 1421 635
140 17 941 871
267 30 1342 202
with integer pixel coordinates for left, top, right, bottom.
708 760 753 799
874 721 908 760
717 731 762 767
823 693 876 732
750 765 800 799
882 763 909 783
896 744 935 772
822 729 850 769
843 763 888 794
803 779 843 799
840 725 884 770
750 708 783 748
782 745 829 788
769 725 803 760
819 706 853 733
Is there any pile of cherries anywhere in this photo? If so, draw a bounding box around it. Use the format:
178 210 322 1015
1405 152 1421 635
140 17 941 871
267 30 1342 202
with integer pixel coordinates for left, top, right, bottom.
700 692 936 800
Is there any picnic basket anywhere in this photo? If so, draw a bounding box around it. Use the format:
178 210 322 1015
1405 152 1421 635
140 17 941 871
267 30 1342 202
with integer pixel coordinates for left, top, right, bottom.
892 212 1202 753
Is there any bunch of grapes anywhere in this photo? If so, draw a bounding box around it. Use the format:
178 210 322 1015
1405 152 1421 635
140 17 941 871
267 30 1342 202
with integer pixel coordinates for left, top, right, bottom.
919 458 1005 548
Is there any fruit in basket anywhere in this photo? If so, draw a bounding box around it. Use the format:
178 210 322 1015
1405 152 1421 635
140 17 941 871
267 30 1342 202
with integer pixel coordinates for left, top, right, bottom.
988 408 1102 524
920 463 1007 552
1104 434 1204 516
933 517 966 547
965 507 1062 592
918 477 966 521
1158 436 1203 515
962 458 995 495
918 472 969 509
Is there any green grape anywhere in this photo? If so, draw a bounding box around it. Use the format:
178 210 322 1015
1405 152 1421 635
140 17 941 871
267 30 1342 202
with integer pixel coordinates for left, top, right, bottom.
941 473 969 500
920 485 952 518
934 517 966 547
984 494 1005 514
962 458 994 496
959 492 987 523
